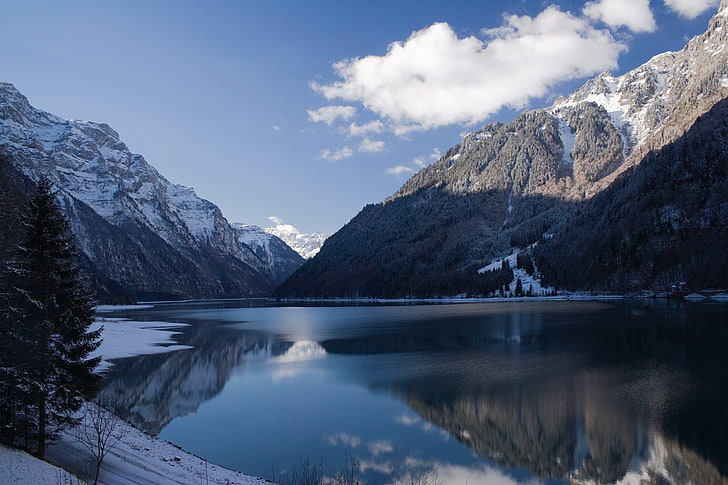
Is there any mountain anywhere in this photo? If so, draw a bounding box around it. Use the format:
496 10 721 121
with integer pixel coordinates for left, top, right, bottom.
263 219 329 259
231 223 305 284
0 83 303 302
276 3 728 298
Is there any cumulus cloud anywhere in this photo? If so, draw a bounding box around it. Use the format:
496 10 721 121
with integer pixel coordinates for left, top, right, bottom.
583 0 656 32
267 216 300 234
663 0 720 19
347 120 384 137
359 137 385 153
318 146 354 162
307 105 357 125
386 165 415 176
311 7 625 133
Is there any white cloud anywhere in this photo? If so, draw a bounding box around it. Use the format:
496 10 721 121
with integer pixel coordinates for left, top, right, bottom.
272 125 281 131
307 105 357 125
663 0 720 19
347 120 384 137
312 7 625 133
318 146 354 162
266 216 300 234
386 165 415 176
583 0 656 32
325 432 361 449
359 137 385 153
367 440 394 456
411 157 426 168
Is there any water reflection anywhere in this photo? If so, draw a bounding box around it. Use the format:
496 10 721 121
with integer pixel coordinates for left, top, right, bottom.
100 326 292 434
99 300 728 484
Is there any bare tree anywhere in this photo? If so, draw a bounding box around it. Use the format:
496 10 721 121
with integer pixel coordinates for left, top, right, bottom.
73 401 125 485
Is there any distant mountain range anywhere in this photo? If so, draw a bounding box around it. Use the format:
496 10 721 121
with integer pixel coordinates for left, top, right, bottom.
0 83 306 302
277 1 728 298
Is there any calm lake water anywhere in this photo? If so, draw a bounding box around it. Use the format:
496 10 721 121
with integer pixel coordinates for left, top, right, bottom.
98 299 728 485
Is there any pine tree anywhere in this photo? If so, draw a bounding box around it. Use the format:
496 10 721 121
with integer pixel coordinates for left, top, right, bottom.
0 178 102 457
515 278 524 297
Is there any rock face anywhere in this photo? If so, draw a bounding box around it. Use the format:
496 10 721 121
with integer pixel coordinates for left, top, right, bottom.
277 3 728 297
231 224 305 284
0 84 302 302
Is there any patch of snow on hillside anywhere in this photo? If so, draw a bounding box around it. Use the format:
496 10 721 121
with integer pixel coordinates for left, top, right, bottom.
556 116 576 167
721 73 728 87
478 246 554 297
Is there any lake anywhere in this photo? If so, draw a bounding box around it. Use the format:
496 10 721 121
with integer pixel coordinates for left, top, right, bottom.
97 299 728 485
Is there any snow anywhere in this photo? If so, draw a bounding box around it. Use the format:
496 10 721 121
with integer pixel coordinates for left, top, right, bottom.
44 407 271 485
556 116 576 167
262 220 329 259
721 74 728 87
477 246 554 297
89 318 193 372
97 304 154 312
0 443 83 484
233 223 279 265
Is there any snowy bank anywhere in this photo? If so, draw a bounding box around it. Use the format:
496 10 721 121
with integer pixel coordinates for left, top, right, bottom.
1 412 271 485
45 405 271 485
89 318 193 372
0 444 83 484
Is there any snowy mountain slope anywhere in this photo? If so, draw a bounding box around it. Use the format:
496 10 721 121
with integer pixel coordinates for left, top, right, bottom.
231 223 305 283
0 82 302 301
277 2 728 298
263 219 329 259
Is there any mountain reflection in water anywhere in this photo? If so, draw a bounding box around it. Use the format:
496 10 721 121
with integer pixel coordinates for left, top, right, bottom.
98 300 728 485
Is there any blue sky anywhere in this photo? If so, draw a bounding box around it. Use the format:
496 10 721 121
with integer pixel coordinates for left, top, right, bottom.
0 0 721 234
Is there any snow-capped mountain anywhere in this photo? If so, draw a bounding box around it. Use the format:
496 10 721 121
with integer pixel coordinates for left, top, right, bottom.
277 2 728 298
0 83 303 301
263 218 329 259
231 223 304 284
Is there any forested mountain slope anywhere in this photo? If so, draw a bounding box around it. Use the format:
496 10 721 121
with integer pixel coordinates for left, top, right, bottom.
535 98 728 291
277 3 728 298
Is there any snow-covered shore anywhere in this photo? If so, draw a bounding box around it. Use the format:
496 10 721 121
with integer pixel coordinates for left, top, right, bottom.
0 307 272 485
2 413 272 485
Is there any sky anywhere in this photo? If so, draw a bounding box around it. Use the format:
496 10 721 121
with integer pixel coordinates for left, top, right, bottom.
0 0 722 234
